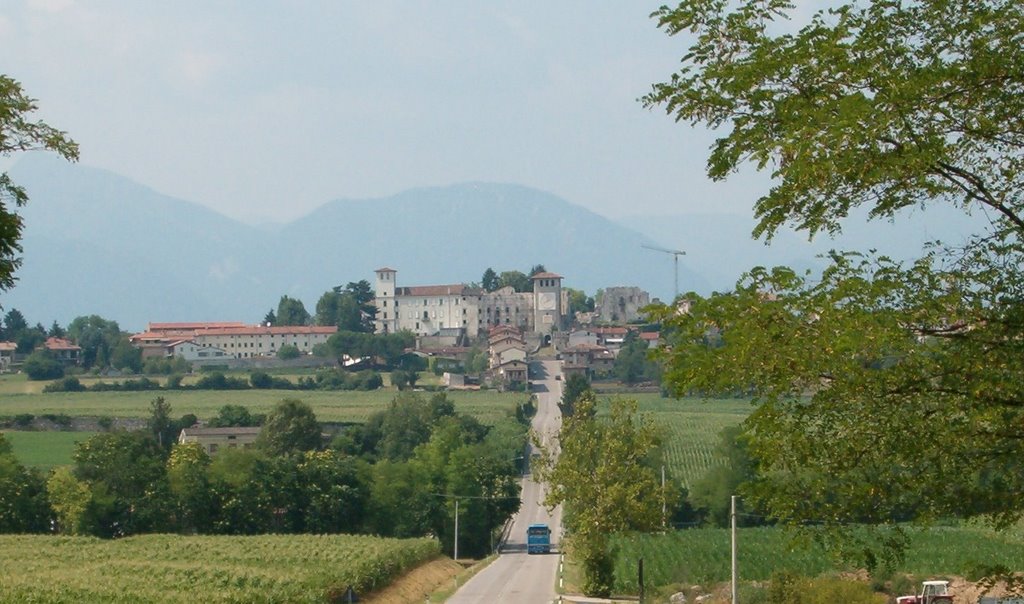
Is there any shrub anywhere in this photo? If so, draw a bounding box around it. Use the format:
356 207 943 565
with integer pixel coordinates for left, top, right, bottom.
13 414 34 428
193 372 249 390
43 376 85 393
40 413 73 429
277 344 301 360
22 351 64 380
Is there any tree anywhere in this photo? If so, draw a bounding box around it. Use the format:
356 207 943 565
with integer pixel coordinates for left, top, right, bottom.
294 450 371 534
22 349 64 380
687 426 762 528
0 75 78 292
613 332 659 385
109 336 142 373
67 315 122 369
256 399 322 456
0 434 49 533
71 431 171 536
535 394 668 597
481 267 499 292
148 396 175 451
263 309 276 325
497 270 530 293
276 344 300 360
528 264 547 277
166 441 214 533
208 404 259 428
647 0 1024 563
2 308 27 337
48 320 65 338
559 373 592 418
275 295 310 326
565 288 595 317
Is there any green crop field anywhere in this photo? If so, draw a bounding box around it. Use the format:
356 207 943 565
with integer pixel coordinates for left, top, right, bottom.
0 388 523 425
1 430 96 469
0 533 440 603
611 525 1024 593
595 392 752 487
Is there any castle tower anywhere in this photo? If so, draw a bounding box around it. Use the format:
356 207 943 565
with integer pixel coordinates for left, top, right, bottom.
374 267 398 334
531 271 564 335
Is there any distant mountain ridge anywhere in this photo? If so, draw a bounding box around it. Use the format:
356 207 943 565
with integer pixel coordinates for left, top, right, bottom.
4 154 984 331
2 155 700 330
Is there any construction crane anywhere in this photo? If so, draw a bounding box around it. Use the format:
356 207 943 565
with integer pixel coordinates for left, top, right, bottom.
642 244 686 301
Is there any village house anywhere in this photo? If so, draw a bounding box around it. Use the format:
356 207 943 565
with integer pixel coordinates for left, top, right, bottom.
490 341 527 368
492 359 529 388
42 337 81 365
560 343 615 377
0 342 16 372
178 426 260 455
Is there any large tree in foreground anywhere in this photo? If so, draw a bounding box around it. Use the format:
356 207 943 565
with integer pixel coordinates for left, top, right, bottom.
536 394 667 596
646 0 1024 566
0 75 78 292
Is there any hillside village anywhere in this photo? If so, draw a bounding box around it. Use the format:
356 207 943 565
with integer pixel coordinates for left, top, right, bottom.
0 267 662 394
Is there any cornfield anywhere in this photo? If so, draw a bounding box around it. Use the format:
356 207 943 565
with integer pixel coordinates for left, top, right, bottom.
0 533 440 603
611 525 1024 593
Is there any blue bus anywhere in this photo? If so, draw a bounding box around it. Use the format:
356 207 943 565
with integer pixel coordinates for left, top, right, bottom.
526 523 551 554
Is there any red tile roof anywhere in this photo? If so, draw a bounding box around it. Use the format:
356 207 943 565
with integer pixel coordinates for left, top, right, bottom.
197 326 337 336
133 325 337 341
640 332 660 340
44 337 81 351
397 284 474 297
149 322 248 331
0 341 16 352
531 272 562 280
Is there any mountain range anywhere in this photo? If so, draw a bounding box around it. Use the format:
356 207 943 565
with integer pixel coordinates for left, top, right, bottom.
2 153 986 331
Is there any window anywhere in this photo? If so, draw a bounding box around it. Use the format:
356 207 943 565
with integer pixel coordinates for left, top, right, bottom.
383 312 388 319
209 444 218 454
383 300 388 307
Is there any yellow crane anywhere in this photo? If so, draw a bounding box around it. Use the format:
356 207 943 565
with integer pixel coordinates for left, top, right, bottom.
641 244 686 301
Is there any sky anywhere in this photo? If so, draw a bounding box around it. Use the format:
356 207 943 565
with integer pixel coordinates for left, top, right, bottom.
0 0 782 226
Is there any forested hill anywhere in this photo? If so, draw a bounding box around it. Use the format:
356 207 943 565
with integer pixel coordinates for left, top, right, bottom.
3 154 702 330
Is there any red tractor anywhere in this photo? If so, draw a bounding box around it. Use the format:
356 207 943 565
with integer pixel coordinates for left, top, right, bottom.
896 580 954 604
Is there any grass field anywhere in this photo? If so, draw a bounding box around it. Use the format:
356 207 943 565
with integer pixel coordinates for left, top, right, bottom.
595 392 752 487
0 387 524 425
1 430 97 469
0 533 440 603
611 525 1024 593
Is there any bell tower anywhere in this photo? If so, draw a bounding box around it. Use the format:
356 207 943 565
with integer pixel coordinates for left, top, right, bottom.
374 267 397 333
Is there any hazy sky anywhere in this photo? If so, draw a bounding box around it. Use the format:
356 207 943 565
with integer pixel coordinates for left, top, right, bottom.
0 0 782 225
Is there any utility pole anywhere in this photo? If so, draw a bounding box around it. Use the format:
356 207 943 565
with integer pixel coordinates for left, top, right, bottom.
454 499 460 561
731 495 738 604
641 244 686 301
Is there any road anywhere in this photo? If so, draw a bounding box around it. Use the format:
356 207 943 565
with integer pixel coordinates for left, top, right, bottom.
446 359 564 604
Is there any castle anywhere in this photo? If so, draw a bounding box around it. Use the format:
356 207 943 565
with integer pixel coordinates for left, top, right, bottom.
372 268 568 339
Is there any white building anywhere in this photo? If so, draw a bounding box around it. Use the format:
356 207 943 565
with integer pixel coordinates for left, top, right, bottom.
373 268 568 339
131 323 337 359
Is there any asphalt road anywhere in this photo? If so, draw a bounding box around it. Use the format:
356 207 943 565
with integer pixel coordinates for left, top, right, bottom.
446 359 564 604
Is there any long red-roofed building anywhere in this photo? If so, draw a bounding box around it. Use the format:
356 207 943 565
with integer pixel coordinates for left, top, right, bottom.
131 322 337 360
